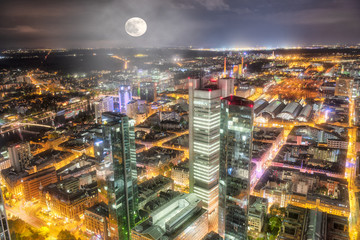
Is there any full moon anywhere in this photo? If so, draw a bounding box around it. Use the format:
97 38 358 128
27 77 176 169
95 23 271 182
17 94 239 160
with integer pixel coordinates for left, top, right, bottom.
125 17 147 37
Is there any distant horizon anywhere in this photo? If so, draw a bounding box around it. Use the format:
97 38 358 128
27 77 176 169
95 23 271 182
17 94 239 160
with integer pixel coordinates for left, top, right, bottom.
1 43 360 52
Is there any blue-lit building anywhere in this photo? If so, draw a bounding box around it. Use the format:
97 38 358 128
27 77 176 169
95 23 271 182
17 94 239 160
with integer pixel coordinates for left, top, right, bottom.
119 85 132 113
218 96 254 240
101 112 138 240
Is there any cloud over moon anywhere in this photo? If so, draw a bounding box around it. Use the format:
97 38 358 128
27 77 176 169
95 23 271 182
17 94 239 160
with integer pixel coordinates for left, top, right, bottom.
0 0 359 48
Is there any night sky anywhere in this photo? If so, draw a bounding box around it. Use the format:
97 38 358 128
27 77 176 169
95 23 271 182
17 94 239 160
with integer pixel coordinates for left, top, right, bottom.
0 0 359 49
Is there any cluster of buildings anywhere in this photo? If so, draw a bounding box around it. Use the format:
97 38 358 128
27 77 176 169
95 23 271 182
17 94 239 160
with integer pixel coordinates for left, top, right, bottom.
1 50 359 240
254 99 313 123
279 204 349 239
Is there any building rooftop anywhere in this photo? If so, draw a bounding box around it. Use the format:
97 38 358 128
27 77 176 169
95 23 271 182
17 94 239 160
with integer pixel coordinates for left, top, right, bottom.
32 149 73 170
273 144 347 176
279 204 349 239
202 232 223 240
252 141 272 160
254 166 349 209
221 95 254 108
85 202 109 218
253 127 283 141
42 178 97 204
136 147 184 167
138 175 174 199
134 193 206 240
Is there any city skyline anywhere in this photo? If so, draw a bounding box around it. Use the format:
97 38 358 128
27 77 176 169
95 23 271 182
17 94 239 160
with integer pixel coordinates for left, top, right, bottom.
0 1 359 238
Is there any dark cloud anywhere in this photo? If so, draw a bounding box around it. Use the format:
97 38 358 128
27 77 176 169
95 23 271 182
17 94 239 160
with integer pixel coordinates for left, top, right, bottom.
0 0 359 48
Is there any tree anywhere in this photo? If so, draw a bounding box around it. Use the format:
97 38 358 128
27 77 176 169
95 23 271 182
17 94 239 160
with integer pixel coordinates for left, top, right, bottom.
8 219 27 235
269 203 280 216
269 216 282 235
8 219 43 240
57 230 76 240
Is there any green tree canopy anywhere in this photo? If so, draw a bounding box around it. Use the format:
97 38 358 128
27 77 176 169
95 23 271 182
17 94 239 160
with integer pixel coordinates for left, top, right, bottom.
57 230 76 240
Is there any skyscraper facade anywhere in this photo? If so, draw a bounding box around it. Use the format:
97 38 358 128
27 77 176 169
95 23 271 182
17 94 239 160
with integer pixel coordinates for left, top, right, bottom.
119 85 132 113
218 96 254 240
8 142 32 173
95 96 114 123
140 82 156 103
189 78 233 231
101 112 138 240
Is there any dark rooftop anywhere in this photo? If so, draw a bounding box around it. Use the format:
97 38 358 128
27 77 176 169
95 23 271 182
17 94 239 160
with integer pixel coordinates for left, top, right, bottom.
221 95 254 108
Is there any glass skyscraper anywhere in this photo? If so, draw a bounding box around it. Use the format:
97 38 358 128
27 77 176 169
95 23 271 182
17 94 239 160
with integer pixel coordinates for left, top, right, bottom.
102 112 138 240
218 96 254 240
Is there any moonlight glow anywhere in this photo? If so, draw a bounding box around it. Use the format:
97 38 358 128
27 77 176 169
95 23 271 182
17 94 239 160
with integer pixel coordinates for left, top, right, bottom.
125 17 147 37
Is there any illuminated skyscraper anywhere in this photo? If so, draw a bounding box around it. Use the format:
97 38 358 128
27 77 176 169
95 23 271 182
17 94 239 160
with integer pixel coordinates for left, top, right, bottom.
102 112 138 240
140 82 156 102
8 142 32 173
189 78 233 231
218 96 254 240
119 85 132 113
95 96 114 123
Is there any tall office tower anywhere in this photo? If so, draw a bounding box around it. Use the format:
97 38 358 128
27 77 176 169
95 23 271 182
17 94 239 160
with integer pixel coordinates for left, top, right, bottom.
119 85 132 113
0 189 10 239
189 77 233 232
8 142 32 173
101 112 138 240
95 96 114 123
140 82 156 103
218 96 254 240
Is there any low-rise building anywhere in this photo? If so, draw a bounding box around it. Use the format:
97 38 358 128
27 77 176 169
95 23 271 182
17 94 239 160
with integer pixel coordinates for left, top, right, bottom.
22 167 58 201
136 147 184 177
56 155 97 181
41 177 98 219
171 160 189 192
132 193 208 240
278 205 349 240
84 202 109 240
248 196 268 233
253 167 350 217
32 149 76 171
138 175 174 209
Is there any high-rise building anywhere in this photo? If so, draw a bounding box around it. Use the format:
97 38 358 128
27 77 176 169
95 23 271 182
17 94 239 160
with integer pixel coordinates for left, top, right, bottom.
101 112 138 240
189 78 233 231
0 189 10 239
8 142 32 173
126 100 138 119
218 96 254 240
119 85 132 113
140 82 156 103
95 96 114 123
